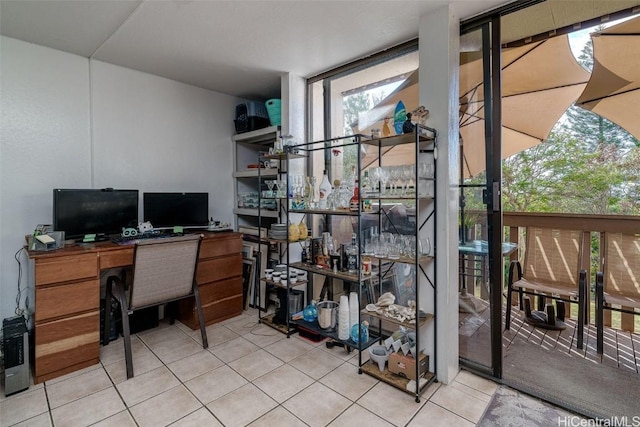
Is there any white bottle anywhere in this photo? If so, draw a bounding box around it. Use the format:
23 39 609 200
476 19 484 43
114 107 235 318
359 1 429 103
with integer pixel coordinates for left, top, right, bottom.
318 170 332 209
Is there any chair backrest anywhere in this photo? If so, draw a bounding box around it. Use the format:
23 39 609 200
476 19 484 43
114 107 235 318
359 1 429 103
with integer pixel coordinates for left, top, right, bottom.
603 232 640 299
523 227 583 289
129 234 201 310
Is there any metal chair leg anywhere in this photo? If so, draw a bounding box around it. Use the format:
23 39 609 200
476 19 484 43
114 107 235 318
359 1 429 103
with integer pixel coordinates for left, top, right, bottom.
113 284 133 379
596 272 604 354
193 281 208 349
577 269 586 350
505 284 513 330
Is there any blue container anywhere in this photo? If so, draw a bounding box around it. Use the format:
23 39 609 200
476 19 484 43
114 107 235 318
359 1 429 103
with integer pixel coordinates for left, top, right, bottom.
266 98 281 126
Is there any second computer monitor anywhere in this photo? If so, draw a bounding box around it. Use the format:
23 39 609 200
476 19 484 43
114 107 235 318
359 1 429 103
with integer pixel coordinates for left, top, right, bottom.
143 192 208 228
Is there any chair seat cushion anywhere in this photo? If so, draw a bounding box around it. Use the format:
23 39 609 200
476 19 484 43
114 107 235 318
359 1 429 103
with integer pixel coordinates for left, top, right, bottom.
512 278 578 298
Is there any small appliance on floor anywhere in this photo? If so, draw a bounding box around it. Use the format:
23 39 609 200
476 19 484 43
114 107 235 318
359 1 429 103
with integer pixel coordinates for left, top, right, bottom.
3 316 30 396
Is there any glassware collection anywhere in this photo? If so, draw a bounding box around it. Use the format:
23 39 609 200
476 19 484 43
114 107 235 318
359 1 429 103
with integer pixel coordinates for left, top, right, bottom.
253 126 438 400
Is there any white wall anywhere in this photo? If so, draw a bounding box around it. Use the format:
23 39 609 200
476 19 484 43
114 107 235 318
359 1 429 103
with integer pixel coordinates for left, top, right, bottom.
0 36 242 323
419 7 461 384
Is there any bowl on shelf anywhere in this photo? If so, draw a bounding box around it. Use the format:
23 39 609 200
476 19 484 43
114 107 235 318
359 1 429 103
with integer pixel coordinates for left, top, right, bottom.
368 345 392 372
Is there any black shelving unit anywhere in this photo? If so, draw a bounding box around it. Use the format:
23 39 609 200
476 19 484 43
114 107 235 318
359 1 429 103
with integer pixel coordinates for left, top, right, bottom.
356 125 438 402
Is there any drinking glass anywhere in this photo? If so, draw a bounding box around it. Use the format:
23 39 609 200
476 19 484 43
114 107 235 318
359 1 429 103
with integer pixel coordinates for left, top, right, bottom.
370 167 381 193
389 166 401 195
402 165 414 196
266 180 275 198
379 167 390 195
275 180 286 198
418 238 431 256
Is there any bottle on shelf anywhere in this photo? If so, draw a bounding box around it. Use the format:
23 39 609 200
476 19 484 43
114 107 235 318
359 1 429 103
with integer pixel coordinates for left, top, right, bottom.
318 170 332 209
361 171 372 212
350 320 370 344
346 233 359 274
349 181 359 212
303 301 318 322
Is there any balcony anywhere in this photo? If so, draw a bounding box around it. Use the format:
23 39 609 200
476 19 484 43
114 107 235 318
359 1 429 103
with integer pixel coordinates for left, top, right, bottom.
459 212 639 417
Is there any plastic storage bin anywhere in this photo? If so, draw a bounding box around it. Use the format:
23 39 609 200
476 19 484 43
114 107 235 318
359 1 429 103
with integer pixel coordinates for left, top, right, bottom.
265 98 281 126
234 102 270 133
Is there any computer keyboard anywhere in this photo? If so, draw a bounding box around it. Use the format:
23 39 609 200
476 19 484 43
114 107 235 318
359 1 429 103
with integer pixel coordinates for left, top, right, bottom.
111 230 170 244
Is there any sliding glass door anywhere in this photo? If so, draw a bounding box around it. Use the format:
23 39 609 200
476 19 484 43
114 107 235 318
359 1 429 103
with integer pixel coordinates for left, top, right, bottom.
458 17 503 378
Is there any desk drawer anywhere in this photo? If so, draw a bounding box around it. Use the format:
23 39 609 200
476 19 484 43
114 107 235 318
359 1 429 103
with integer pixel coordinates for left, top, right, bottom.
199 277 242 306
35 253 98 286
36 279 99 322
203 295 243 325
197 254 242 284
100 248 134 269
200 237 242 259
35 311 100 378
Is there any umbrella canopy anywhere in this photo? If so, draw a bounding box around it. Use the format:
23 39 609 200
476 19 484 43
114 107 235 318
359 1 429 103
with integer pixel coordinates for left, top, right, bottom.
575 15 640 140
352 34 589 177
460 34 590 177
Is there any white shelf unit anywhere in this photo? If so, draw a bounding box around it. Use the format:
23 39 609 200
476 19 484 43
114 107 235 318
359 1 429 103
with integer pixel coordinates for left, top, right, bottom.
232 126 281 230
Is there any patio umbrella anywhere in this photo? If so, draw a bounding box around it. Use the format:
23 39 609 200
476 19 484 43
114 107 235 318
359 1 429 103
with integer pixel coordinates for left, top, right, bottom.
575 15 640 140
353 34 589 178
460 34 591 177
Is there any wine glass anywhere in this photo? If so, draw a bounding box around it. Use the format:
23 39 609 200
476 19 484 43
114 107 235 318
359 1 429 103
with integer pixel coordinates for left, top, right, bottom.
266 180 275 198
369 167 381 194
389 166 401 195
379 167 390 195
402 165 415 196
274 180 286 198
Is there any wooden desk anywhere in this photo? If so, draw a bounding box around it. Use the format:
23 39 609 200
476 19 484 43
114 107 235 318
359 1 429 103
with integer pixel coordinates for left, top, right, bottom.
27 231 242 383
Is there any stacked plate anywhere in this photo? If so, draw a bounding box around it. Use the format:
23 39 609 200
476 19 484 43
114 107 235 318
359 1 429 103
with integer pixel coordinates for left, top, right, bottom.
269 223 288 240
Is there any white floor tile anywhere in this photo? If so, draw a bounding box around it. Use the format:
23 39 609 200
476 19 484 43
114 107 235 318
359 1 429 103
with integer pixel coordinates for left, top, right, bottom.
283 382 351 427
248 406 307 427
252 364 314 403
129 385 201 427
210 336 260 363
0 387 49 426
169 407 223 427
167 349 224 382
228 349 284 381
116 366 180 407
357 381 426 426
50 387 125 427
46 367 112 409
207 383 277 427
184 364 247 404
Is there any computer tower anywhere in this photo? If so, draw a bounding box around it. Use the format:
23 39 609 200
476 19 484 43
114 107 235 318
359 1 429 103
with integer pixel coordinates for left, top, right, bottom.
3 316 30 396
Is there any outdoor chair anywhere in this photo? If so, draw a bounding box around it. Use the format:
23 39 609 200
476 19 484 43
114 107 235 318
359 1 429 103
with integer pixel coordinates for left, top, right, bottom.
103 234 208 379
596 232 640 354
505 227 587 349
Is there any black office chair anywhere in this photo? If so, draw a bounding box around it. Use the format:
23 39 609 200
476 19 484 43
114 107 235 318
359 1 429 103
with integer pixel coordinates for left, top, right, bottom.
103 234 208 379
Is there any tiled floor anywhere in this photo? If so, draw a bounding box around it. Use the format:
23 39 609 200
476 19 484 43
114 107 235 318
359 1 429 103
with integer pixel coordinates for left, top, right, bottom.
2 309 557 426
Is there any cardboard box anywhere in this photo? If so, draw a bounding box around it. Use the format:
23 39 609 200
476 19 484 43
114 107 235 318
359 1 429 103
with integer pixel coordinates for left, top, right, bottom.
388 351 429 380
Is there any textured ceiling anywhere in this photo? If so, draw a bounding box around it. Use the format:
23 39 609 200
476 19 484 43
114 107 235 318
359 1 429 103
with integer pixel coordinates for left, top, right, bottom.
1 0 639 100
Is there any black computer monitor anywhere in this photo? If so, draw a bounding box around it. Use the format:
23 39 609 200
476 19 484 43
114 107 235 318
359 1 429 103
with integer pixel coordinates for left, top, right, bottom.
53 189 139 240
143 192 208 228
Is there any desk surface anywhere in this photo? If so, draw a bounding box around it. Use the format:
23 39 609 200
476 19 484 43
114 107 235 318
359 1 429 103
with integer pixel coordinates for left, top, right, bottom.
459 240 518 256
26 231 241 260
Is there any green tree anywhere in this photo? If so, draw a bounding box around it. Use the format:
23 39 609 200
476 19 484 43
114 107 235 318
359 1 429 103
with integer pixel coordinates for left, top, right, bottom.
342 90 386 175
502 130 639 215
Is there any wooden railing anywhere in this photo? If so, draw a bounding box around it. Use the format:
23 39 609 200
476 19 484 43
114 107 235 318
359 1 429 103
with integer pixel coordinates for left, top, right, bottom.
502 212 640 333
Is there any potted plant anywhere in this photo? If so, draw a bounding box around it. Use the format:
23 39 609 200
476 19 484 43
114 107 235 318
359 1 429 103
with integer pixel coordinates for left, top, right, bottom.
459 210 481 243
